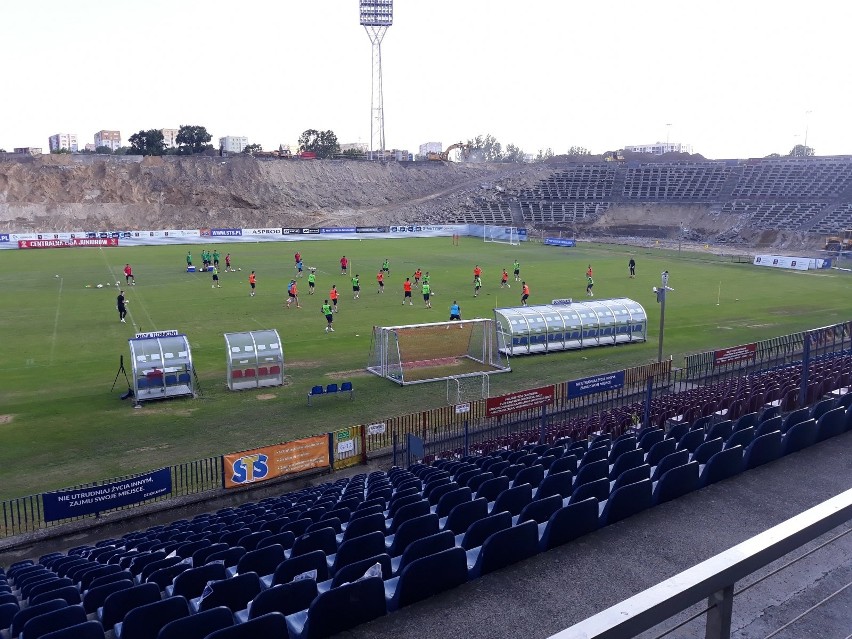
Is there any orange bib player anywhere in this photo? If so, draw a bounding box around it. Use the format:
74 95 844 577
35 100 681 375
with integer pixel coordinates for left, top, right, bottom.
249 271 257 297
473 265 482 283
521 282 530 306
329 285 339 312
286 280 301 308
124 263 135 285
501 269 509 288
413 268 422 286
402 277 413 305
376 271 385 293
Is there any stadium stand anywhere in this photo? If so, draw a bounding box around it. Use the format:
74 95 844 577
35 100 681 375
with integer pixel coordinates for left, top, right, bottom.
3 358 850 638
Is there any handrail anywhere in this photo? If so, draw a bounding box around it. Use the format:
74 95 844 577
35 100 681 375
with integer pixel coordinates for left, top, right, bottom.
549 487 852 639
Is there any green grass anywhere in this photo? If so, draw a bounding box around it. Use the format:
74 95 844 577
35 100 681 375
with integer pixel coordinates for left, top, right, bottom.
0 238 850 499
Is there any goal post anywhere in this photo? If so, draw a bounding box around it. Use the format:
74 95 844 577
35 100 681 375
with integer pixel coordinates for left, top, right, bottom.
367 318 510 385
483 225 521 246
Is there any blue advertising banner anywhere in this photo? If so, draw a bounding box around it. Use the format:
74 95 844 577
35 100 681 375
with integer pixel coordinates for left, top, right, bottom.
356 226 388 233
0 234 9 242
320 227 356 234
544 238 576 247
567 370 625 398
42 468 172 522
211 228 242 237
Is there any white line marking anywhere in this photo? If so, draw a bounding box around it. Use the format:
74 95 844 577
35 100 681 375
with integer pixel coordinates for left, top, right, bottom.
49 277 63 365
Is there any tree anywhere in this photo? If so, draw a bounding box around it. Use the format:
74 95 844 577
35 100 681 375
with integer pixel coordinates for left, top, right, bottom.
243 143 263 155
0 148 6 153
298 129 340 159
788 144 814 158
342 148 363 159
50 147 71 154
128 129 166 156
176 125 213 155
566 146 591 156
95 146 113 155
113 146 130 155
504 143 526 163
535 148 554 162
467 134 503 162
764 153 781 158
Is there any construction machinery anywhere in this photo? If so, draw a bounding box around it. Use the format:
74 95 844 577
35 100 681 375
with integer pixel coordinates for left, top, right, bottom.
824 229 852 251
603 149 625 162
427 141 471 162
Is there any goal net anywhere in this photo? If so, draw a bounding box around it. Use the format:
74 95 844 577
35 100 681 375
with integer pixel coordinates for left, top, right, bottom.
447 372 491 404
484 225 521 246
367 318 511 385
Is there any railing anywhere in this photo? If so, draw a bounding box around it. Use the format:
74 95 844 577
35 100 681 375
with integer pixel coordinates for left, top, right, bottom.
548 488 852 639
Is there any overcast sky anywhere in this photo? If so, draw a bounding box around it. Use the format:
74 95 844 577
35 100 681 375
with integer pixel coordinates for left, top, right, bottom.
1 0 849 159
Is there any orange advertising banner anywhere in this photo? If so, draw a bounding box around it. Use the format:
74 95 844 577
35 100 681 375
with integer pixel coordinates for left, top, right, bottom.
223 435 329 489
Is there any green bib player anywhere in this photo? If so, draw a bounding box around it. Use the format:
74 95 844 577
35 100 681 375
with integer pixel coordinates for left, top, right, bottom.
352 274 360 299
513 259 521 281
422 282 432 308
322 301 334 332
308 271 316 294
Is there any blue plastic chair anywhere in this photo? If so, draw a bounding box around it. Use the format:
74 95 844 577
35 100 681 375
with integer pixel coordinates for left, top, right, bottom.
441 497 488 535
238 580 317 623
538 498 599 550
386 514 439 557
653 461 700 505
600 479 652 526
458 511 512 551
570 477 609 504
535 470 573 500
113 596 189 639
384 548 468 612
267 550 328 588
466 520 540 579
21 604 87 639
743 431 783 470
340 381 354 397
327 531 386 576
490 484 533 516
38 620 105 639
699 446 744 487
156 606 233 639
692 437 723 465
194 572 261 614
517 494 563 525
306 386 324 406
31 586 81 607
815 407 846 442
285 577 386 638
99 583 160 630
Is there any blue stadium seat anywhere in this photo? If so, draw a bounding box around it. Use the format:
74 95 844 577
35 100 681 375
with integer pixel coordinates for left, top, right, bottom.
337 513 385 544
699 446 744 487
328 531 386 576
755 415 783 437
676 429 705 454
570 477 610 504
516 494 562 525
206 613 288 639
638 428 665 452
538 498 600 551
782 407 810 433
573 459 608 488
535 470 573 500
457 511 512 551
290 527 336 558
441 497 489 535
256 531 296 551
645 439 676 468
725 427 754 450
21 605 87 639
83 580 134 615
810 398 835 422
31 586 81 607
466 520 540 579
490 484 533 516
232 544 285 578
384 548 468 612
99 583 160 631
512 465 545 489
474 476 510 502
38 620 105 639
265 550 328 588
706 420 733 442
386 513 440 557
10 600 68 638
653 462 700 506
781 418 818 455
433 487 472 518
236 531 271 551
548 454 577 475
156 606 233 639
193 572 261 614
608 449 644 480
0 602 19 634
733 412 759 432
388 500 430 534
692 437 723 465
113 596 189 639
237 580 318 624
166 563 225 600
650 450 690 482
600 479 652 526
743 431 783 470
815 407 847 442
608 436 636 464
611 464 650 494
285 576 386 638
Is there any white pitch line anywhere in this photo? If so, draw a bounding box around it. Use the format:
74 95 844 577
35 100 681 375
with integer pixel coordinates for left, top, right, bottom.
49 276 64 365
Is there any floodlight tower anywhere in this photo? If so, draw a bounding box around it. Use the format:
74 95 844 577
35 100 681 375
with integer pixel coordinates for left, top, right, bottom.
360 0 393 156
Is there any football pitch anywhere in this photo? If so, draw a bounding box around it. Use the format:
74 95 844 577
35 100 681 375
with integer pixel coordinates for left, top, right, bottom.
1 237 850 499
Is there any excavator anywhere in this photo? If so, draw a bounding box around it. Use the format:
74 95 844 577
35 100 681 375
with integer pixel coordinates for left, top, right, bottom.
824 229 852 251
427 142 471 162
602 149 625 162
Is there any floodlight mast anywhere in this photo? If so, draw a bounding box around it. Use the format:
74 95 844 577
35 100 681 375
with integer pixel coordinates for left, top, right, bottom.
360 0 393 157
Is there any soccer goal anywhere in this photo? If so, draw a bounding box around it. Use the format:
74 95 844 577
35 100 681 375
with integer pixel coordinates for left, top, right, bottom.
367 318 511 385
447 372 490 404
483 225 521 246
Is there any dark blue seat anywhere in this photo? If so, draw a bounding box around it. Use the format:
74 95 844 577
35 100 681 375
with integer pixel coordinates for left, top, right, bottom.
205 547 245 569
442 497 488 535
279 518 312 538
256 531 296 551
699 446 744 487
139 557 183 584
434 487 472 518
290 528 336 558
513 465 545 489
384 548 468 612
191 543 228 566
89 570 134 590
388 500 430 534
676 429 704 454
638 428 665 452
475 476 510 502
573 459 608 488
195 572 261 614
665 422 689 444
608 449 644 480
743 431 783 470
328 531 386 575
706 420 732 442
458 511 512 551
611 464 650 493
31 586 81 607
725 427 754 450
608 437 636 464
206 612 287 639
645 438 676 467
490 484 533 516
426 481 459 506
338 513 385 544
99 583 160 630
166 564 226 600
238 580 317 623
600 479 652 526
782 407 810 433
755 415 783 437
549 454 577 475
810 398 835 422
815 407 847 442
285 576 386 638
516 494 562 525
653 462 700 506
83 580 134 615
570 477 610 504
21 605 87 639
692 437 723 465
268 550 328 587
466 520 540 579
389 531 454 577
782 418 818 455
27 578 72 601
147 565 190 592
651 449 690 482
156 606 234 639
580 445 608 466
233 544 285 578
114 596 189 639
39 620 105 639
535 470 573 500
79 565 122 590
386 514 440 557
733 412 759 432
10 600 67 638
0 602 19 634
539 498 599 551
236 531 271 551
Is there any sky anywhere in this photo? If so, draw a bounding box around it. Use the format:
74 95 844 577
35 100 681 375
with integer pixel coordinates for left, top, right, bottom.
1 0 850 159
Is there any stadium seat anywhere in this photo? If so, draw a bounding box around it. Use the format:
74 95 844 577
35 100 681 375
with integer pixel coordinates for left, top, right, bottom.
31 586 81 607
653 462 700 505
390 531 454 577
441 497 488 535
166 563 226 600
600 479 652 526
83 580 134 615
193 572 261 614
89 571 134 591
232 543 286 578
458 511 512 550
386 513 440 557
692 438 723 465
328 531 386 576
10 600 68 639
539 498 600 551
610 464 650 494
490 484 533 516
290 528 337 558
755 416 783 437
0 602 19 634
535 470 573 500
645 439 676 468
608 449 644 480
700 446 744 487
285 576 387 638
307 385 324 406
238 579 318 623
743 431 783 470
516 494 563 525
815 407 847 442
433 486 472 518
384 548 468 612
573 459 608 488
725 427 754 450
810 398 835 422
99 583 160 631
677 429 704 454
156 606 234 639
570 477 610 504
325 383 339 396
113 596 189 639
21 606 88 639
38 620 105 639
265 550 328 588
548 454 577 475
466 520 540 579
781 418 818 455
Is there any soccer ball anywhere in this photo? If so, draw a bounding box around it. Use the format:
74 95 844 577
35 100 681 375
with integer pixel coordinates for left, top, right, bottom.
96 284 103 288
116 281 120 287
106 282 111 286
238 268 242 271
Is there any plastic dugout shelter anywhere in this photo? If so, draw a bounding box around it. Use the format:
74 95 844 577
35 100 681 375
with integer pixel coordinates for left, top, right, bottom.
224 329 284 390
494 297 647 356
128 334 195 402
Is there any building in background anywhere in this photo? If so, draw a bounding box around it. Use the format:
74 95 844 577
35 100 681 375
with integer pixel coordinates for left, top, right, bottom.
340 142 369 154
84 143 97 152
219 136 249 154
624 142 693 155
48 133 78 153
13 147 42 156
94 130 121 151
418 142 442 157
161 128 179 148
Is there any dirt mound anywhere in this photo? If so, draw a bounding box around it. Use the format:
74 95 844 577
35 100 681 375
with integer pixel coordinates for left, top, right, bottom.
0 155 547 232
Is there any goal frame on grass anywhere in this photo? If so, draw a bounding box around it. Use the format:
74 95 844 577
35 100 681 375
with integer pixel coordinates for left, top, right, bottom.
367 318 510 386
483 225 521 246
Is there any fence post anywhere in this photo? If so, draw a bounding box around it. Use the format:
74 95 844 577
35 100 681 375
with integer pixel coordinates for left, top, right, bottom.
392 431 398 467
705 584 734 639
360 425 368 465
539 405 547 444
643 376 654 429
463 420 469 458
799 333 811 409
